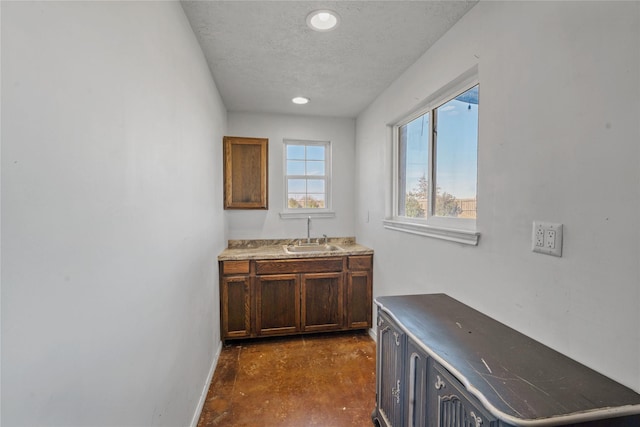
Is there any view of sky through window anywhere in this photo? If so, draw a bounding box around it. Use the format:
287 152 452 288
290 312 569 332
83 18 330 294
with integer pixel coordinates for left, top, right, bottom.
286 142 327 209
435 85 478 201
399 84 478 219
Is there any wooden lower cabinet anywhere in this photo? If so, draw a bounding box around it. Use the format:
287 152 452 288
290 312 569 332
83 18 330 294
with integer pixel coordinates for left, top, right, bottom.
219 254 372 341
256 274 300 336
220 276 251 338
347 270 371 328
220 260 251 339
301 272 343 332
221 276 251 338
347 255 373 329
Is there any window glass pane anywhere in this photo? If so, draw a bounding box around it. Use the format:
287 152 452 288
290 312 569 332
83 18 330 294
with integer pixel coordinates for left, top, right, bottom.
306 160 325 176
287 145 305 160
307 179 324 193
306 145 325 161
434 85 478 218
307 194 325 208
287 160 305 175
284 141 329 210
288 194 306 208
399 113 429 218
288 179 306 193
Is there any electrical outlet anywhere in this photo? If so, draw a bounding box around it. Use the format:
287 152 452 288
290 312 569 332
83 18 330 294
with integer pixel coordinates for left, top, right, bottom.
532 221 563 257
545 230 556 248
535 228 544 247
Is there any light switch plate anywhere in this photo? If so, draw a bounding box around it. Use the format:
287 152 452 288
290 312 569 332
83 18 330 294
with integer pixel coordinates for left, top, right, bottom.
532 221 563 257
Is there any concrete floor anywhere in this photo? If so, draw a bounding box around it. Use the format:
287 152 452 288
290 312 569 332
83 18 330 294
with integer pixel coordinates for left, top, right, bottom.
197 331 376 426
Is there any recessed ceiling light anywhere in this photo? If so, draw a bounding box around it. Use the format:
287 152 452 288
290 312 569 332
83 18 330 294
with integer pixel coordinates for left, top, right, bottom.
292 97 310 105
306 9 340 32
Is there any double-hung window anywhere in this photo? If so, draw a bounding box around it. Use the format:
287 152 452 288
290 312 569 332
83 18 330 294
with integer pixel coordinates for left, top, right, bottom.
385 74 480 245
282 139 332 217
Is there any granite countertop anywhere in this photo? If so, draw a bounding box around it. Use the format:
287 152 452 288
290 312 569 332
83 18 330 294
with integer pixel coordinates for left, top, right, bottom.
218 237 373 261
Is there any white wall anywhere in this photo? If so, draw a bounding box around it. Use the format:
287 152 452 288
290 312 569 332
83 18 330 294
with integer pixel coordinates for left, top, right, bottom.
356 1 640 391
1 2 226 426
226 112 356 241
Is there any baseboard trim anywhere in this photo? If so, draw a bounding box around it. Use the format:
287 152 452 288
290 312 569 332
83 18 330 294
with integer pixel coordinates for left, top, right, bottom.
368 327 377 342
189 340 222 427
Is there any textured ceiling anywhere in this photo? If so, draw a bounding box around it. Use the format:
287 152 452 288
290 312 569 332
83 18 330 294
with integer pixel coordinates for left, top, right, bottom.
181 1 477 118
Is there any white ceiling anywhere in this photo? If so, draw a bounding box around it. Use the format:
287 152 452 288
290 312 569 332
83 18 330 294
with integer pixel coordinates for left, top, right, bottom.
180 1 478 118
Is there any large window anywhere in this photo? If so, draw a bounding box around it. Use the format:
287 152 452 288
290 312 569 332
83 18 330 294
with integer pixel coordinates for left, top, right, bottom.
387 78 479 243
284 140 331 212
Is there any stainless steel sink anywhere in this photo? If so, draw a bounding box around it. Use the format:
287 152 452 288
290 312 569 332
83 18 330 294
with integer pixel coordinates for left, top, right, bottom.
283 244 344 254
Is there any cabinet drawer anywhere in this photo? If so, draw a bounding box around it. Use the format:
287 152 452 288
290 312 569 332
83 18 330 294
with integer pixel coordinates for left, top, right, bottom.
348 255 372 271
256 257 343 275
221 260 250 275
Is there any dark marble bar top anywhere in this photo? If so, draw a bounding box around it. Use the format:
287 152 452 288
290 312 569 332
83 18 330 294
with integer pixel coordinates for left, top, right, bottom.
375 293 640 425
218 237 373 261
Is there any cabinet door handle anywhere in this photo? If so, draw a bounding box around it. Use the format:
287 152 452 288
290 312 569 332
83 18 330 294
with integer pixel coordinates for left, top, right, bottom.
393 331 401 346
391 379 401 404
434 375 445 390
470 411 483 427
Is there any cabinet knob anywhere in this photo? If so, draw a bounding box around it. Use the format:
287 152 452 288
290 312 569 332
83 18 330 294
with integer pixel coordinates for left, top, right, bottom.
434 375 446 390
470 411 483 427
393 331 401 346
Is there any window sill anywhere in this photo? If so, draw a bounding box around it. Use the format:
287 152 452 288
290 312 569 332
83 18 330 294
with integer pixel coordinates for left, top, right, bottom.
383 219 479 246
280 211 336 219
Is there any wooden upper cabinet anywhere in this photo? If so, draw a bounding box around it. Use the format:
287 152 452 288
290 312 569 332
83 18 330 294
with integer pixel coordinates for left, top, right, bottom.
223 136 268 209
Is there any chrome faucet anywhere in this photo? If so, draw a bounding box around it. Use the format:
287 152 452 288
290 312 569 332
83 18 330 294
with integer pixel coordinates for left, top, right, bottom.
307 216 311 244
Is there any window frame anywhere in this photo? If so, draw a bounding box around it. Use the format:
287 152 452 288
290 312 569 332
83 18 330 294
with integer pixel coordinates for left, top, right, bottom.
384 70 480 245
280 139 334 219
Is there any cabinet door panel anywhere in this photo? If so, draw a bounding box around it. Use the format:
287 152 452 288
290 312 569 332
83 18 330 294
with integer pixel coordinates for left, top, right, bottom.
221 276 251 338
302 272 343 331
407 339 428 427
347 270 372 328
376 312 405 427
256 274 300 335
429 361 497 427
223 136 268 209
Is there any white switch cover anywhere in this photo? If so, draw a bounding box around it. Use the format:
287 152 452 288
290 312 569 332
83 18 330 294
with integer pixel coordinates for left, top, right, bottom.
532 221 563 257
